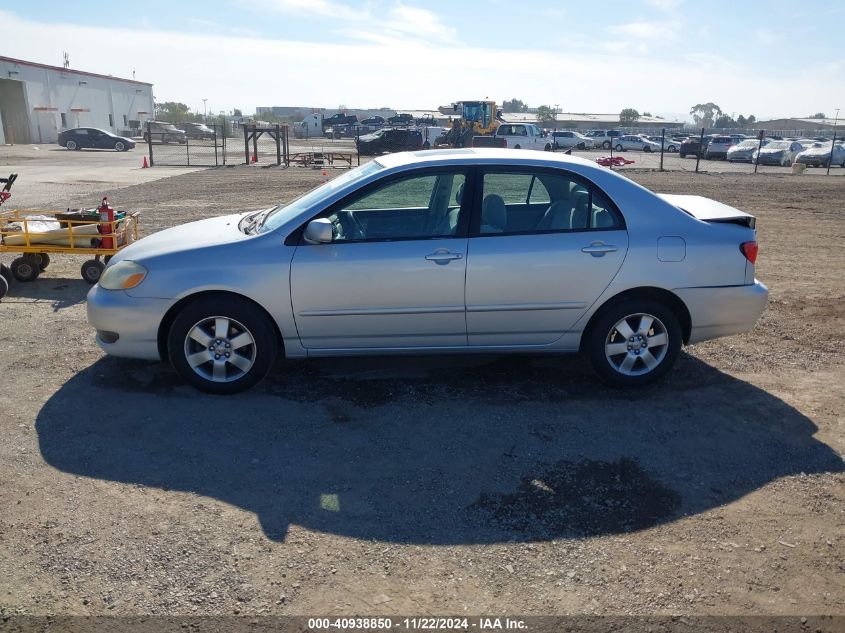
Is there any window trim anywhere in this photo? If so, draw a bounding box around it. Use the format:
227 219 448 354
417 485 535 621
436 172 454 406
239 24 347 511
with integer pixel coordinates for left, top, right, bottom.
293 166 476 246
469 165 626 237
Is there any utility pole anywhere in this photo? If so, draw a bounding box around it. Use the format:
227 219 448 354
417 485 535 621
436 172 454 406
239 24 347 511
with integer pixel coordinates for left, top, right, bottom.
202 99 208 122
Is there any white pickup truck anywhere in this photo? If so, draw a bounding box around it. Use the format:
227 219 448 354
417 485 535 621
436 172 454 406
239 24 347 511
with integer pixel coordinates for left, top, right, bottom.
493 123 553 151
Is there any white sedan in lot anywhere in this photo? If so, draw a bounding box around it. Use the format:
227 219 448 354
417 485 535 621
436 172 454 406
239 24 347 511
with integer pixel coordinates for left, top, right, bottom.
87 149 768 394
614 135 662 152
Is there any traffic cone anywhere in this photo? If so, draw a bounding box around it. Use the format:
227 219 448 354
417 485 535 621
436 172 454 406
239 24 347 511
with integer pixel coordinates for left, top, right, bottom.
252 153 258 163
322 169 328 182
142 156 149 168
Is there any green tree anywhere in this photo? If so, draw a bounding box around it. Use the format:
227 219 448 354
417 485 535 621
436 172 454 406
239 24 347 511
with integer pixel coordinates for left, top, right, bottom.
502 98 528 113
689 102 723 128
810 112 826 119
736 114 747 127
619 108 640 126
154 101 191 123
714 114 737 128
642 111 652 117
746 114 756 125
233 108 243 117
536 105 557 126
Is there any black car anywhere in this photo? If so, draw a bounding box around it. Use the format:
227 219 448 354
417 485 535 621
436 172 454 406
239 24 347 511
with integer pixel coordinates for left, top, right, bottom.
181 122 216 140
387 113 413 125
323 113 358 127
679 135 717 158
359 116 386 126
58 128 136 152
356 128 422 155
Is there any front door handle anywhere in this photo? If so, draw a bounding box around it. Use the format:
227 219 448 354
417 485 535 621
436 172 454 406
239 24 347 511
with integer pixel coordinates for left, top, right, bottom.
581 242 618 257
425 250 463 264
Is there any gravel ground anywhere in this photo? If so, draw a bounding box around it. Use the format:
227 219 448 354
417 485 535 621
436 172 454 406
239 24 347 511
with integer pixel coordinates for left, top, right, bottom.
0 164 842 617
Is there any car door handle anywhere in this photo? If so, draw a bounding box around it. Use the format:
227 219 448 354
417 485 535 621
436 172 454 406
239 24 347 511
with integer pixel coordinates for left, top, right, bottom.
425 251 463 264
581 242 618 256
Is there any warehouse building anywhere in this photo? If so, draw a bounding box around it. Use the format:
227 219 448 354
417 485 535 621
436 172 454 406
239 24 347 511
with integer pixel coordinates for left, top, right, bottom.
0 56 154 144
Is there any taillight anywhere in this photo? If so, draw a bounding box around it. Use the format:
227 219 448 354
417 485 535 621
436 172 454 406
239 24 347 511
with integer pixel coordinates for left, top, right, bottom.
740 241 758 264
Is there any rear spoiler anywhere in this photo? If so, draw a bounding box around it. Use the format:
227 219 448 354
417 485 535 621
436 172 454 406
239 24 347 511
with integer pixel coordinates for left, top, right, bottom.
658 194 756 229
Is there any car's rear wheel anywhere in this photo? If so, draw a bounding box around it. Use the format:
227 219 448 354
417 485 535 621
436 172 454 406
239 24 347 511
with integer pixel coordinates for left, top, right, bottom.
65 140 77 150
602 141 611 149
114 141 125 151
167 295 278 394
587 299 681 387
667 144 677 152
577 142 586 150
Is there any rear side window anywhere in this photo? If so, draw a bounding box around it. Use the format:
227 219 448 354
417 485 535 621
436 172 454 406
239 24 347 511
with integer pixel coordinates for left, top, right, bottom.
478 170 623 235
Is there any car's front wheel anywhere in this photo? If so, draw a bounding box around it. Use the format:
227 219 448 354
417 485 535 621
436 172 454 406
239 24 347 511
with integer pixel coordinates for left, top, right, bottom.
587 299 681 387
65 140 78 150
114 141 126 151
167 295 278 394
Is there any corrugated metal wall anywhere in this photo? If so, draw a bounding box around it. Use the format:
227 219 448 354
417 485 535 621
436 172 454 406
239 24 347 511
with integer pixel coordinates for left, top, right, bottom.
0 78 31 144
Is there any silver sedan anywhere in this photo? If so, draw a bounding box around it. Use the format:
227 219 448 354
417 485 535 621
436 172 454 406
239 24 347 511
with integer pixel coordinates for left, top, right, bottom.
87 149 768 394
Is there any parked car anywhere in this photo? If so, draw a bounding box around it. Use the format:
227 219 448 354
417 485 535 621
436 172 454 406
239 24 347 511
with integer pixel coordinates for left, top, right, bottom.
58 128 136 151
614 135 661 152
493 124 552 151
552 130 594 150
646 136 680 152
679 135 717 158
181 122 216 140
143 121 187 144
322 113 358 127
585 130 624 149
794 142 845 168
356 128 423 154
388 113 414 125
727 139 767 163
703 136 735 160
87 148 768 394
752 140 805 166
359 116 385 126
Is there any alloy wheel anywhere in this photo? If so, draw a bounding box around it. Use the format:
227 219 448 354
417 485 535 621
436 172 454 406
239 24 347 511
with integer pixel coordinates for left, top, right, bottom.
604 313 669 376
183 316 257 383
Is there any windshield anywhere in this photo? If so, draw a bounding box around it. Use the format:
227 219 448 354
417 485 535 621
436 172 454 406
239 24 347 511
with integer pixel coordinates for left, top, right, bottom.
258 160 384 233
767 141 789 149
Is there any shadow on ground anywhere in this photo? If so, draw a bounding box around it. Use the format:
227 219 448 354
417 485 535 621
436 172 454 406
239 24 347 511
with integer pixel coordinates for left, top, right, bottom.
2 276 90 311
36 352 843 543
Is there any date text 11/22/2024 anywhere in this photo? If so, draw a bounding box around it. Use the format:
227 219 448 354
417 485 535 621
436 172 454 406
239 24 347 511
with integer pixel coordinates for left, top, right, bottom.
307 618 527 630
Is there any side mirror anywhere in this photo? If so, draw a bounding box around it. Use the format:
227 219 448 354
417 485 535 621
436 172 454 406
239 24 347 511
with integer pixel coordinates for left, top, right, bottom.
304 218 333 244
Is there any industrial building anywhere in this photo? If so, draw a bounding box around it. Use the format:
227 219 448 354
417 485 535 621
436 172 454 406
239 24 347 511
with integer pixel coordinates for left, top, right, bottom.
0 55 154 144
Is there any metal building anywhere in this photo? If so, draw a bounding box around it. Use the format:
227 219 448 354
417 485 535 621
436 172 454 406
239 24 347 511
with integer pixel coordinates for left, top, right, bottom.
0 56 154 145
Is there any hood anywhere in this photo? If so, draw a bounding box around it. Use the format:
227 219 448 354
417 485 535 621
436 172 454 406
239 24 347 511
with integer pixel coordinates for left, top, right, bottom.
798 147 830 156
759 146 785 154
111 213 250 264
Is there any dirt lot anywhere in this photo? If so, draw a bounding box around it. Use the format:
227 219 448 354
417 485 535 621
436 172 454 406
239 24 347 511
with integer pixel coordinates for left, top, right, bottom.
0 164 842 617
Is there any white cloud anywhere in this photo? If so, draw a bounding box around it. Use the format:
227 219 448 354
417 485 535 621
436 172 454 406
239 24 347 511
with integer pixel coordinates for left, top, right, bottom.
250 0 362 20
645 0 684 10
610 20 680 40
1 9 841 117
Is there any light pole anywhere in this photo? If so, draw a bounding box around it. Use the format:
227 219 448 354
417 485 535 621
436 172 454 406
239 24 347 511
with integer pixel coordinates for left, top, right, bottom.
202 99 208 122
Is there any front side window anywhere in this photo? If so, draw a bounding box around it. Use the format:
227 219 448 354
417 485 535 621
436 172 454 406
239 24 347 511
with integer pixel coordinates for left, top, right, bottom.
325 171 467 242
478 170 622 235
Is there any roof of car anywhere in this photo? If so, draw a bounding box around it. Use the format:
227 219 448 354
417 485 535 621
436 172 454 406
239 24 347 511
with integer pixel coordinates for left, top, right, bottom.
375 147 598 170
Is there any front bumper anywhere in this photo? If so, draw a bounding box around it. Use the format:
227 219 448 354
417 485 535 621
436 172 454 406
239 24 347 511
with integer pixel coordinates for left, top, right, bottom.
675 281 769 344
86 285 174 360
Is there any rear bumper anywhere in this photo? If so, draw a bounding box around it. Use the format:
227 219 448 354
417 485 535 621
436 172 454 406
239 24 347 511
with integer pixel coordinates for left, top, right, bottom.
86 285 173 360
675 281 769 344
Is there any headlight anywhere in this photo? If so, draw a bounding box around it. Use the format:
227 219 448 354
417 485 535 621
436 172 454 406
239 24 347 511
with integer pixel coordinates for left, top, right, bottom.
99 260 148 290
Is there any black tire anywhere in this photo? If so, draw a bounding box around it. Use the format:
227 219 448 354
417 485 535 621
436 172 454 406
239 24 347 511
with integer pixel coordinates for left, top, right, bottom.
24 252 50 271
602 141 611 149
167 295 278 394
66 140 78 150
0 272 7 300
0 263 12 286
422 141 431 150
615 144 623 152
587 299 682 387
114 141 125 151
143 133 150 143
81 259 105 284
513 144 521 149
679 152 686 158
667 144 677 152
577 142 586 150
11 257 39 282
544 144 552 151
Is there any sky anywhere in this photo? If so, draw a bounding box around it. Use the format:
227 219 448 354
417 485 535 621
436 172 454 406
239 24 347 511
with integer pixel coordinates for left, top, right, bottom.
1 1 843 122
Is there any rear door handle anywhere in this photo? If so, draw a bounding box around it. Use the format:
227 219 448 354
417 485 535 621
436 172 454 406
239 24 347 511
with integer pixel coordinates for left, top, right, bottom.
425 251 463 264
581 242 618 256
